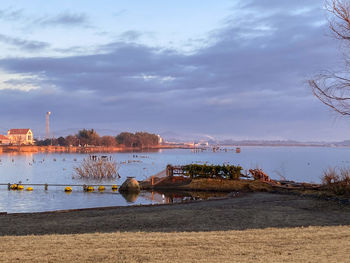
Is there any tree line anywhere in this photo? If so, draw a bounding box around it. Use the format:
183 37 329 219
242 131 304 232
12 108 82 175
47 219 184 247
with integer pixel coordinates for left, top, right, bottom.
36 129 160 148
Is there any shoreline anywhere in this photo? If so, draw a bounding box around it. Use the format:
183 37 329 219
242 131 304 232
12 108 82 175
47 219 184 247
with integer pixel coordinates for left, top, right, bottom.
0 144 192 154
3 184 349 216
1 144 349 154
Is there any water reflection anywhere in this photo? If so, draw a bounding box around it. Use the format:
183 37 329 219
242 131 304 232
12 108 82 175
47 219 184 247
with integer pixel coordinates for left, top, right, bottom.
138 190 230 204
120 191 140 203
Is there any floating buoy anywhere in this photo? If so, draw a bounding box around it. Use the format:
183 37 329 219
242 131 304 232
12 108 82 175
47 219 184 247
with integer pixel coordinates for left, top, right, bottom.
65 186 72 192
17 185 24 190
87 186 94 192
112 184 118 190
10 184 18 190
26 187 33 191
98 186 105 191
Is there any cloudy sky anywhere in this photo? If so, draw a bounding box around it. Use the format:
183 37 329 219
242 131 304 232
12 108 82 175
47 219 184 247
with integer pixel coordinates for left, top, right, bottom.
0 0 348 141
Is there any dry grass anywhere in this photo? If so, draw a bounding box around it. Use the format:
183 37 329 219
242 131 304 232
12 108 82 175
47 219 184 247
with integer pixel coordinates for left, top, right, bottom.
0 226 349 262
322 167 350 196
74 158 118 180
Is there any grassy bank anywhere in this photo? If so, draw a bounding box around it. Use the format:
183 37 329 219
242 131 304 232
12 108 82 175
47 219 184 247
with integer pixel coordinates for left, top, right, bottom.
144 177 350 202
1 226 349 262
178 178 273 192
1 192 349 262
1 193 349 235
142 178 274 192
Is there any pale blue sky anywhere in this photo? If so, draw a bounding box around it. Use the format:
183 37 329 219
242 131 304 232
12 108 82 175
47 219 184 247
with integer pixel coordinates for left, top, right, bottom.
0 0 235 57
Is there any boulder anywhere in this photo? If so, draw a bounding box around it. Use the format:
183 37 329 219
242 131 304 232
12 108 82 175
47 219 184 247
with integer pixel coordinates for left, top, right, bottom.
119 177 140 193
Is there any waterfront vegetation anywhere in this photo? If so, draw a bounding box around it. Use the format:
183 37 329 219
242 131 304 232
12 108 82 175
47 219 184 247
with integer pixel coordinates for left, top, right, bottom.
322 167 350 196
74 157 118 180
36 129 160 148
182 164 244 180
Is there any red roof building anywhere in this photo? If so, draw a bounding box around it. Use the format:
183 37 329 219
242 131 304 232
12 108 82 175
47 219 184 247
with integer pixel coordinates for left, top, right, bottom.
0 134 10 145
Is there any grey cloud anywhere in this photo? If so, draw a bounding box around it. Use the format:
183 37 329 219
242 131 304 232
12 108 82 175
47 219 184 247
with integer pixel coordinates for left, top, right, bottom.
119 30 143 41
118 30 156 42
0 34 49 51
35 12 89 27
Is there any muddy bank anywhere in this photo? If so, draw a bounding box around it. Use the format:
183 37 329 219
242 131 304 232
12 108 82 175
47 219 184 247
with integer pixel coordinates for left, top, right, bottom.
1 192 349 236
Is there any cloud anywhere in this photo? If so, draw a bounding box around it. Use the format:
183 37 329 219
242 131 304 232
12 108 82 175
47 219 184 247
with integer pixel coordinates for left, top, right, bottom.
119 30 143 41
0 0 347 140
0 8 24 21
35 12 89 27
0 34 49 51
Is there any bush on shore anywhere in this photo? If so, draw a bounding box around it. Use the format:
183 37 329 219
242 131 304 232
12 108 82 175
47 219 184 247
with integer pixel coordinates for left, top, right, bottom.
322 167 350 195
181 164 243 180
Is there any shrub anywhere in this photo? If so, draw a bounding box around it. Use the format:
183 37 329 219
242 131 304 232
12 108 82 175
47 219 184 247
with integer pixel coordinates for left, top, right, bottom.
322 167 339 185
322 167 350 196
181 164 243 180
74 157 118 180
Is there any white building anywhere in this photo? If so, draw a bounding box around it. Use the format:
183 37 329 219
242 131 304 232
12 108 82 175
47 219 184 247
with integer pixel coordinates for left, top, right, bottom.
7 129 34 145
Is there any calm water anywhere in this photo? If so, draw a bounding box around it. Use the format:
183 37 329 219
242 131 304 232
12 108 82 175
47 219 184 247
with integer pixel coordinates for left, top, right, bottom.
0 146 349 213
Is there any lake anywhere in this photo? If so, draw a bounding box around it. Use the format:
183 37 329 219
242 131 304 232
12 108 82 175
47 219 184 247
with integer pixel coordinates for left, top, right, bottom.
0 146 349 213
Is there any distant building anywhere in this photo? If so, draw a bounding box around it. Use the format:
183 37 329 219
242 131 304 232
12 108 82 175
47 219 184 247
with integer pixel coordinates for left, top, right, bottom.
7 129 34 145
157 134 163 144
194 141 209 147
0 135 10 145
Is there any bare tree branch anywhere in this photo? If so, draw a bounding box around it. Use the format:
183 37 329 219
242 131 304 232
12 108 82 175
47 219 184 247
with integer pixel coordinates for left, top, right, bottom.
309 0 350 115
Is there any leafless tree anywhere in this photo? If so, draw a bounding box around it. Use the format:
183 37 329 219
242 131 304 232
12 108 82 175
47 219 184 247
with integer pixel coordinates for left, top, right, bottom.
309 0 350 115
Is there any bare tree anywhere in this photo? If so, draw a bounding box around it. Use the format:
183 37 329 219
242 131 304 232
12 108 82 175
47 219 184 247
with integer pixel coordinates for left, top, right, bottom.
309 0 350 115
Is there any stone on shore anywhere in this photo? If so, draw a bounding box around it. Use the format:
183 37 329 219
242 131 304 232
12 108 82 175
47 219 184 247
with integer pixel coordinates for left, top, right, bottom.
119 177 141 193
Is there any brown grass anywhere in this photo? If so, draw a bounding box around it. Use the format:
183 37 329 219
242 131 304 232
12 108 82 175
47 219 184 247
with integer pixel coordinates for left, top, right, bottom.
322 167 350 196
0 226 349 262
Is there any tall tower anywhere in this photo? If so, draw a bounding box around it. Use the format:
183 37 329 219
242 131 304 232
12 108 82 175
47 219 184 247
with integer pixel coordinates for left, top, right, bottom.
46 111 51 139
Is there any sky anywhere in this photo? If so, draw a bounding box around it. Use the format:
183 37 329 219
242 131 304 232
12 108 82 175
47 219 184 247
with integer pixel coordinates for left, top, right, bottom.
0 0 349 141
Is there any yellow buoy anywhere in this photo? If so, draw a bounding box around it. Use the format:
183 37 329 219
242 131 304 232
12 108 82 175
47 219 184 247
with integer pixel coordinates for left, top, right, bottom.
26 187 33 191
10 184 18 190
17 185 24 190
87 186 94 192
65 186 72 192
98 185 105 191
111 184 118 190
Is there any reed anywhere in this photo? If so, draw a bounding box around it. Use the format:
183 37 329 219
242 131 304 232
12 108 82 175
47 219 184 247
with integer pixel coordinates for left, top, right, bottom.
74 157 118 180
322 167 350 195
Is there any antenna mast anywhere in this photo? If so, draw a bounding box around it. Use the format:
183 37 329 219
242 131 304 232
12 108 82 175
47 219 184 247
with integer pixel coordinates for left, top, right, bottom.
46 112 51 139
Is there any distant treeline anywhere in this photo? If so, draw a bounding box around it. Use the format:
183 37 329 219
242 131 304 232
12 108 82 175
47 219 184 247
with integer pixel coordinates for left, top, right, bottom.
36 129 160 148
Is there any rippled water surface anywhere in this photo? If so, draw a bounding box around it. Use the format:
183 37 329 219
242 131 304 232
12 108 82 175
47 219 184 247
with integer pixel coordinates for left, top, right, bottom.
1 147 349 213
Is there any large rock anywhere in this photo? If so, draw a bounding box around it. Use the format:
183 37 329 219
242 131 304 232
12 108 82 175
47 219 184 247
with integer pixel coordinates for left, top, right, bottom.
119 177 141 193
